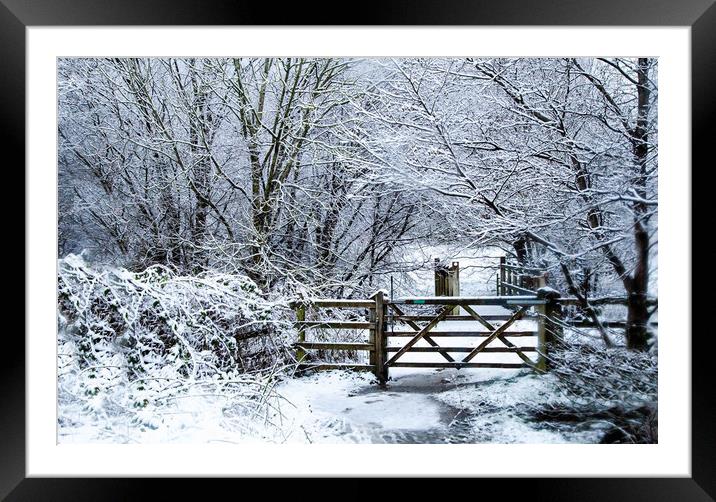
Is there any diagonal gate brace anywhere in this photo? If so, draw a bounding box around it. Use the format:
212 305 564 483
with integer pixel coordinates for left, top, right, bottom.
384 304 456 367
459 306 531 366
462 304 540 370
389 303 455 363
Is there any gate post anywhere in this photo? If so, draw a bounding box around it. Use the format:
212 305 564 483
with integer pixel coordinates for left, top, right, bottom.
545 295 563 345
449 262 460 315
537 286 563 343
535 303 547 372
435 259 460 315
369 290 388 383
536 287 562 371
508 264 514 295
434 258 444 296
295 303 307 365
499 256 506 296
368 303 376 368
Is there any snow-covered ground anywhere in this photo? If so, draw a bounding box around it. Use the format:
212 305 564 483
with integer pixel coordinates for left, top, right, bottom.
59 366 594 444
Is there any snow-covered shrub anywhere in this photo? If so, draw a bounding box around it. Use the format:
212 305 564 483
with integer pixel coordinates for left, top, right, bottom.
58 254 295 374
57 254 297 442
534 332 658 443
549 335 657 407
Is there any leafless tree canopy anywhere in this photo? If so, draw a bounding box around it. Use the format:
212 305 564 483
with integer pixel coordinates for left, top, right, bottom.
59 57 657 348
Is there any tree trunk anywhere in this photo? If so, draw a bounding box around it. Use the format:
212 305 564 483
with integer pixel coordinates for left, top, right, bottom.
513 235 528 264
625 220 651 350
189 60 211 272
625 58 653 351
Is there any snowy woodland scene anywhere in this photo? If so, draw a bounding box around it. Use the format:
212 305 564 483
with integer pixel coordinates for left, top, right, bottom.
58 57 658 444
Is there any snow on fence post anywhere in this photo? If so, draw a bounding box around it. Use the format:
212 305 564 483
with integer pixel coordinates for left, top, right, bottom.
295 303 307 365
370 289 388 384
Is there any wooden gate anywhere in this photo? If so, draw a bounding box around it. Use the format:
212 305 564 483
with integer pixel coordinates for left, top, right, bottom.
383 296 548 379
497 257 548 296
293 293 553 383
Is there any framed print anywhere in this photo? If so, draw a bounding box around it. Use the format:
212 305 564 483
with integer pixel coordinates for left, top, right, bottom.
5 0 713 498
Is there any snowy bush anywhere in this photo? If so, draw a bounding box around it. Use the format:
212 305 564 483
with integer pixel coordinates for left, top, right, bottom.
57 255 297 442
532 332 658 443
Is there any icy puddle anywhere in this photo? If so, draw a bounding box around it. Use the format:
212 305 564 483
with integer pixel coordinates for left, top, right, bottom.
337 393 443 431
320 393 458 443
309 383 473 444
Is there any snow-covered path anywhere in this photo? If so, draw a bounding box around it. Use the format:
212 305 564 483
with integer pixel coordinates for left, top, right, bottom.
273 367 593 444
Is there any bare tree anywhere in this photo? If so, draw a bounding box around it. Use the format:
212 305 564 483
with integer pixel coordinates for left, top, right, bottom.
357 57 657 349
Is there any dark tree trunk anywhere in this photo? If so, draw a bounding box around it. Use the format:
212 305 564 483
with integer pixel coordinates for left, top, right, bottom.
625 211 651 350
625 58 653 351
513 235 529 264
189 63 211 273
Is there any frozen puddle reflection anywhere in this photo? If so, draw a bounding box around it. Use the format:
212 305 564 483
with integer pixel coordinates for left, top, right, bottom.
308 390 470 444
338 393 441 431
294 376 476 444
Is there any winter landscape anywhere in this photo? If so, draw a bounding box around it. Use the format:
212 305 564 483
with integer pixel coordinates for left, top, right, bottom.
57 57 658 444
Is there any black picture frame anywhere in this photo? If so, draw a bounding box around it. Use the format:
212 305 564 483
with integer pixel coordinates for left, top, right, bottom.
4 0 711 498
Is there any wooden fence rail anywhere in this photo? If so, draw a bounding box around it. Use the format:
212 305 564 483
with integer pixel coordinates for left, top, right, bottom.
497 256 549 296
291 298 376 374
496 257 658 307
292 286 656 383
